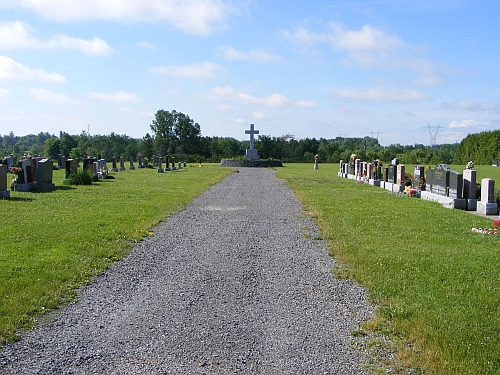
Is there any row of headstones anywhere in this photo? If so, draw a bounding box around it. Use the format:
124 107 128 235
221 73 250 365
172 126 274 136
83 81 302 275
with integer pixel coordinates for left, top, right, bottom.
63 156 188 178
0 156 55 197
339 159 404 184
338 160 497 215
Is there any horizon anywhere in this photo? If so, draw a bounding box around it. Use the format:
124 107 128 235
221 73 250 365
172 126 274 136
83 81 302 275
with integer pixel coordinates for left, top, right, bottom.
1 1 499 147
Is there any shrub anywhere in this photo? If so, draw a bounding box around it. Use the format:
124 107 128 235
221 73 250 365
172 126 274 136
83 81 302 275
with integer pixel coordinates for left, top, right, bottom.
65 169 94 185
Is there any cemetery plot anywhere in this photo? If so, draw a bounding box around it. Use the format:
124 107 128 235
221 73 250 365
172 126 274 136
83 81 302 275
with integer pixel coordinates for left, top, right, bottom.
338 160 498 215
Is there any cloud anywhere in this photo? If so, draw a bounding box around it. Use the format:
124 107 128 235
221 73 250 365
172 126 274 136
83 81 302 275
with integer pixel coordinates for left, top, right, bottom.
204 86 317 108
3 0 234 35
215 104 233 112
0 56 66 82
0 87 8 99
218 46 282 63
251 111 267 120
28 87 80 105
448 119 489 128
441 100 500 112
0 21 113 55
329 87 430 102
281 21 447 86
231 118 246 124
89 91 142 102
151 62 225 79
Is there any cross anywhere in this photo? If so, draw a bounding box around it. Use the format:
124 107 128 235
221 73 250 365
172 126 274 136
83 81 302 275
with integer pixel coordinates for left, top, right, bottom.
245 124 259 150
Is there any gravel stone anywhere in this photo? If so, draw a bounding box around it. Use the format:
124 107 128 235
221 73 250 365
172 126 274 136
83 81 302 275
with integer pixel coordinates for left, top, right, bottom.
0 168 377 374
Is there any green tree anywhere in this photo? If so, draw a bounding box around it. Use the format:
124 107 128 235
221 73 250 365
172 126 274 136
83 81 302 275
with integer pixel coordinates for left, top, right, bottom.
44 138 61 159
173 112 201 155
60 133 78 157
69 147 83 160
150 109 176 155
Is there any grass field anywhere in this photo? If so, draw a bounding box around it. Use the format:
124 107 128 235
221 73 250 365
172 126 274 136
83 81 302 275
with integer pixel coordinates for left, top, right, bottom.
0 164 232 343
2 162 499 374
276 163 500 375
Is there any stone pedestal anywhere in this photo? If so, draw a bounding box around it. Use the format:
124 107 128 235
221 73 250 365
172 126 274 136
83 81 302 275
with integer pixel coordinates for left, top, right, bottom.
477 202 498 215
245 149 259 160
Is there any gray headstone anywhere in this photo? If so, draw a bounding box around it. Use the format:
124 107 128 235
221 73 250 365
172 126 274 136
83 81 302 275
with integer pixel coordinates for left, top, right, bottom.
387 165 397 184
426 164 450 196
0 164 7 191
481 178 495 203
36 159 53 185
448 170 463 199
463 169 476 199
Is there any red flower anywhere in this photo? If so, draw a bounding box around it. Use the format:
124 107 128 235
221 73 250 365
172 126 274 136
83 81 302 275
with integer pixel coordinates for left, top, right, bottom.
493 220 500 229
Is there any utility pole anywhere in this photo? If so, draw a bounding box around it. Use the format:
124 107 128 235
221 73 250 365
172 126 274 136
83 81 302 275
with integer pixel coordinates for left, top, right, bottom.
423 124 444 146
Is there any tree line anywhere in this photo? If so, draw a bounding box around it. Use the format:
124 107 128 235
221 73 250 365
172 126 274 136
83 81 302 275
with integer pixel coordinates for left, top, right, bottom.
4 109 498 166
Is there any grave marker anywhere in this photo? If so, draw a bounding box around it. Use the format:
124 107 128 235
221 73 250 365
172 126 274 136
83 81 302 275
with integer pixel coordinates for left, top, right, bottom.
111 157 118 172
158 156 164 173
477 178 497 215
34 158 55 191
244 124 260 160
426 164 450 196
0 164 9 199
129 157 135 170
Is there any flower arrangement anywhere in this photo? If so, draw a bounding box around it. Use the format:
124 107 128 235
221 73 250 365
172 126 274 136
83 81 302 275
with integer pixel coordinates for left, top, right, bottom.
472 220 500 234
466 161 474 170
9 166 19 174
9 177 17 190
350 153 356 161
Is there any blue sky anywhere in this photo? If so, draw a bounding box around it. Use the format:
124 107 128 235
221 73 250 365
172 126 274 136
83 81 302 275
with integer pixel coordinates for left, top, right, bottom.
0 0 499 146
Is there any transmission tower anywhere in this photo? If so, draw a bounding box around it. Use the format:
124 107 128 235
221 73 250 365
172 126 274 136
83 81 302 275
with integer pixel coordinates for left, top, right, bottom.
423 124 444 146
369 131 381 140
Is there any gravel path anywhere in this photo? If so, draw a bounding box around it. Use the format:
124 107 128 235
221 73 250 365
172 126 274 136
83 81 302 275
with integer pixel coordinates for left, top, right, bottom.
0 168 376 374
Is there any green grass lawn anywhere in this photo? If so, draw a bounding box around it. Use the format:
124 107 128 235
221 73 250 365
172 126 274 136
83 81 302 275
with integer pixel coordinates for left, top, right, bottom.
0 164 232 343
277 163 500 375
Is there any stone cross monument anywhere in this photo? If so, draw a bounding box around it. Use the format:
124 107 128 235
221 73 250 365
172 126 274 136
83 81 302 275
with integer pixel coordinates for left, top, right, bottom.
245 123 259 160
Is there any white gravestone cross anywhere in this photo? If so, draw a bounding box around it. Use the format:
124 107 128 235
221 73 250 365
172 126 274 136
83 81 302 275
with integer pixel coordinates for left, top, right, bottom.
245 124 260 160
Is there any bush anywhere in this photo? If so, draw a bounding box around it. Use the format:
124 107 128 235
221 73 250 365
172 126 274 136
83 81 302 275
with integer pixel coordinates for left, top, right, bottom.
65 169 94 185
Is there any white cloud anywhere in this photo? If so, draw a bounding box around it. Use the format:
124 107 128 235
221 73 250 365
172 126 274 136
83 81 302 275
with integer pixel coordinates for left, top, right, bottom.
231 118 246 123
251 111 267 120
329 87 430 102
204 86 317 108
47 35 113 55
218 46 282 63
89 91 142 102
0 21 113 55
28 87 80 105
215 104 233 112
0 87 8 99
441 100 500 112
3 0 233 35
0 56 66 83
151 62 225 79
448 119 488 128
282 21 446 86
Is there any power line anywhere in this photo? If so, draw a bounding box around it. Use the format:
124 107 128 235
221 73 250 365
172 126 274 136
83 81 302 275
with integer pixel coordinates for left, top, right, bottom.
369 131 382 139
423 124 444 146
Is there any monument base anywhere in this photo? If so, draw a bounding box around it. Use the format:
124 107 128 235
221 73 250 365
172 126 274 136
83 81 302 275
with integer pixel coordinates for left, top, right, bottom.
477 202 498 215
245 149 259 160
220 159 283 168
